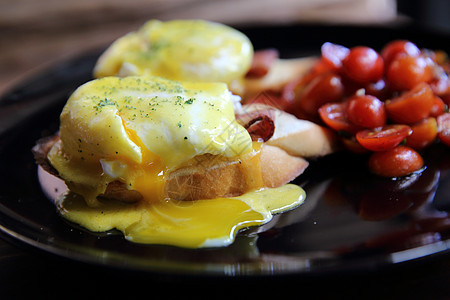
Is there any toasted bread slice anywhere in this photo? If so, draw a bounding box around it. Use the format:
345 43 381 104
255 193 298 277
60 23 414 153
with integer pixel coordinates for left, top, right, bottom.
239 103 339 158
260 144 308 188
164 145 308 201
243 57 317 98
34 136 308 203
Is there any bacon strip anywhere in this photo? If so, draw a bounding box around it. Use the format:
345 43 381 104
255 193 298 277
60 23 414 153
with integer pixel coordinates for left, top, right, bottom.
244 115 275 142
236 109 276 142
245 49 279 78
32 134 60 176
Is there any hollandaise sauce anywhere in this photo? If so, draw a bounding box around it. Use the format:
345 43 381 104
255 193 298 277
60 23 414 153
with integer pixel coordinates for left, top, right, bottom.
45 74 306 248
93 19 253 86
57 184 305 248
47 76 252 207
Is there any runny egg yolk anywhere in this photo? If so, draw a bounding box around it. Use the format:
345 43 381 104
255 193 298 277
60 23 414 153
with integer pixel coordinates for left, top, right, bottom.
122 127 166 202
47 75 306 248
48 75 252 206
56 183 305 248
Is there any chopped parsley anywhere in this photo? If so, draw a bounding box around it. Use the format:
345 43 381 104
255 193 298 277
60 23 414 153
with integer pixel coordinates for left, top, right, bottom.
93 98 117 111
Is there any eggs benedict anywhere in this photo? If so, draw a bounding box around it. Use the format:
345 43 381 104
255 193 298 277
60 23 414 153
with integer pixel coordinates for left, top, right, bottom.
35 75 317 248
93 19 253 90
34 19 340 248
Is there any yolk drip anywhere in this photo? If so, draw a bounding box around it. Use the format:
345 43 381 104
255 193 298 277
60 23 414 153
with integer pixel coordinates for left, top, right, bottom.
57 183 305 248
122 126 167 202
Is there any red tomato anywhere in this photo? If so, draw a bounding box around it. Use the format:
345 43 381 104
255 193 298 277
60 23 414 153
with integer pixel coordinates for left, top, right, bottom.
386 55 433 91
321 42 350 69
430 96 447 117
437 113 450 146
443 94 450 107
365 79 390 100
296 71 344 116
341 136 370 154
346 95 386 128
368 146 424 177
309 58 337 78
318 102 360 134
405 117 438 149
356 125 412 151
385 83 435 124
381 40 420 67
429 66 450 96
342 46 384 84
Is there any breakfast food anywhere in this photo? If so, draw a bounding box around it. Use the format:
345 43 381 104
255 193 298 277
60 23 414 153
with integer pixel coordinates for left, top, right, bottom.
245 40 450 178
45 17 450 249
34 73 339 248
93 19 253 94
32 19 345 248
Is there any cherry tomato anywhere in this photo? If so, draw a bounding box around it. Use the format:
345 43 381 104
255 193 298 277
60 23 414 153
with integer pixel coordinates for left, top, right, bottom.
341 136 370 154
430 64 450 96
346 95 386 128
386 55 433 91
368 146 424 177
309 58 337 78
321 42 350 69
381 40 420 67
437 113 450 146
430 96 447 117
318 102 360 134
365 79 390 100
356 125 412 151
385 83 435 124
405 117 438 149
295 71 344 116
342 46 384 84
443 94 450 107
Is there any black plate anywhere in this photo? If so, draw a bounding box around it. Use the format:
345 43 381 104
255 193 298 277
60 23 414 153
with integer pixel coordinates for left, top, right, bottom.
1 24 449 276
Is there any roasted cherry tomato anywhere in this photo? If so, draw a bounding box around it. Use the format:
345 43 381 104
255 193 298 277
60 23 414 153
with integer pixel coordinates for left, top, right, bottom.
342 46 384 84
437 113 450 147
296 71 344 116
385 83 434 124
381 40 420 67
429 67 450 96
443 94 450 107
346 95 386 128
321 42 350 70
368 146 424 177
341 136 370 154
405 117 438 149
430 96 447 118
365 79 390 100
356 124 412 152
386 55 433 91
318 102 360 134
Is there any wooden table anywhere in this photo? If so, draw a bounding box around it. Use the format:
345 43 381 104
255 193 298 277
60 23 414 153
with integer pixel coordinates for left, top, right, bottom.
0 0 398 95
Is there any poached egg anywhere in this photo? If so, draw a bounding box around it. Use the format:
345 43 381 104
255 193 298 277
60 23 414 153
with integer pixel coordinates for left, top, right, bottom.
93 19 253 88
47 75 305 248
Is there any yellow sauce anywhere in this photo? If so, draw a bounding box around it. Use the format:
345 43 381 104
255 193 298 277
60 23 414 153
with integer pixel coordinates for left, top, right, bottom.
57 184 305 248
45 74 306 249
47 76 252 207
93 19 253 86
